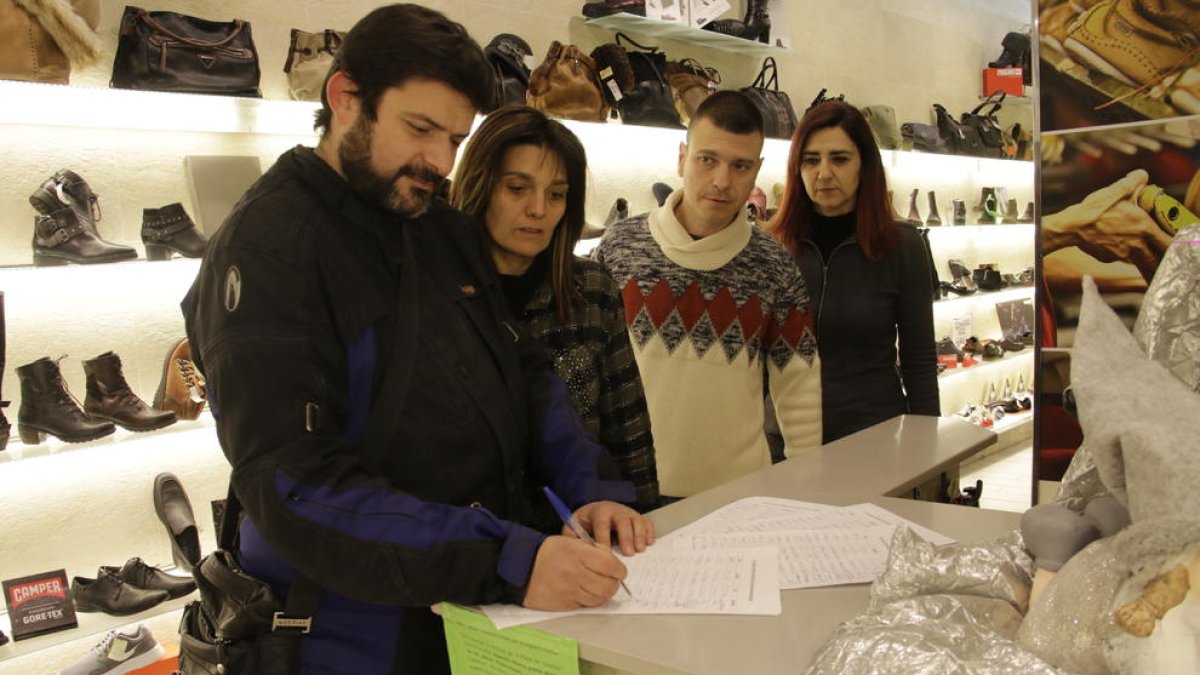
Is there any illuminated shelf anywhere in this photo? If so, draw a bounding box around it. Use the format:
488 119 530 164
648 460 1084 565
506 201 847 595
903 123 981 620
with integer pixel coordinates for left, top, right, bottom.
934 285 1035 309
0 80 319 136
939 348 1034 380
0 597 190 664
584 13 788 55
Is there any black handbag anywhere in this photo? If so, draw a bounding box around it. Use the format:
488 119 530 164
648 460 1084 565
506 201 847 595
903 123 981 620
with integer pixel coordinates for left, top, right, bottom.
591 33 681 128
111 5 261 97
932 103 983 157
484 33 533 112
960 90 1008 159
901 122 947 154
740 57 797 140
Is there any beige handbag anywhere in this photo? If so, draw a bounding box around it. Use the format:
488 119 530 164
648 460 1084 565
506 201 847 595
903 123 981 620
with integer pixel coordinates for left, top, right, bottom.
0 0 101 84
283 28 344 102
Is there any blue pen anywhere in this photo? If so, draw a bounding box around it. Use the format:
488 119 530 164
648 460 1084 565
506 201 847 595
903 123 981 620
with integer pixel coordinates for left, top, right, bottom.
542 486 633 597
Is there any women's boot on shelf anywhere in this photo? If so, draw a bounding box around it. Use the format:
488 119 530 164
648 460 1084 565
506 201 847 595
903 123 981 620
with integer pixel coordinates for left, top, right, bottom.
1003 198 1020 223
83 352 178 432
905 188 921 223
977 188 1000 224
926 191 942 226
16 356 116 444
141 203 209 260
1018 201 1036 223
154 339 207 421
741 0 771 44
952 199 967 225
32 208 138 266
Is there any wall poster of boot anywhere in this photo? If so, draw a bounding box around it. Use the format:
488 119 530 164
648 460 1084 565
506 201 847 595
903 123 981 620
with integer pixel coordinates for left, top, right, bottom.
1038 0 1200 130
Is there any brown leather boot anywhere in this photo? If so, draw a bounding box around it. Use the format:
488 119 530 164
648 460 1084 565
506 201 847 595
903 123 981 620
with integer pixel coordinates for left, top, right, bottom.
153 339 206 421
84 352 177 432
17 357 115 444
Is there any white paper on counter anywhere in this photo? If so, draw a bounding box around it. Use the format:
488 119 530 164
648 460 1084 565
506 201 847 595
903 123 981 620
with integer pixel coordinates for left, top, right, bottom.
843 502 957 546
479 547 781 629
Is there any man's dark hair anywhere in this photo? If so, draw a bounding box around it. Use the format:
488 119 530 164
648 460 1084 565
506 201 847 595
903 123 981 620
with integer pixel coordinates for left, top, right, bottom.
314 4 493 134
689 91 764 138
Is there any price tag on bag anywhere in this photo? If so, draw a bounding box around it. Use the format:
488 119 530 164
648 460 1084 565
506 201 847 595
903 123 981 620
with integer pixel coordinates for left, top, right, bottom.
2 570 78 640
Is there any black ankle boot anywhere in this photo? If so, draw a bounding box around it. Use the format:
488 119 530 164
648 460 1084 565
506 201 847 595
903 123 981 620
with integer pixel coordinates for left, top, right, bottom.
741 0 770 44
32 208 138 266
17 357 116 444
988 31 1031 69
84 352 177 432
0 291 8 451
926 191 942 226
141 204 208 261
905 189 921 223
29 169 103 234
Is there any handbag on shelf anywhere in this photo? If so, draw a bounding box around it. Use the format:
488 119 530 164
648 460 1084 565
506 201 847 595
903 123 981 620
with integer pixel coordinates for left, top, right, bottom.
111 5 262 97
932 103 983 157
665 57 719 127
282 28 343 102
862 104 901 150
484 33 534 112
740 57 797 140
590 32 681 128
900 122 947 154
0 0 102 84
960 90 1009 159
527 40 608 122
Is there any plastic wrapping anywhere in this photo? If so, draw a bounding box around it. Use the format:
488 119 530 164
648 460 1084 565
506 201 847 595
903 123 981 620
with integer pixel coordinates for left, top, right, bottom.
805 594 1063 675
1053 441 1108 513
871 528 1035 614
804 528 1059 674
1133 222 1200 392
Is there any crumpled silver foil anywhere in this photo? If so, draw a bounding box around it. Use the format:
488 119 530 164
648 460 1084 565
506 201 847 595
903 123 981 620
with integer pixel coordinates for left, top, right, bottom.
1054 442 1109 514
870 527 1035 614
1133 222 1200 392
804 594 1064 675
1016 537 1124 675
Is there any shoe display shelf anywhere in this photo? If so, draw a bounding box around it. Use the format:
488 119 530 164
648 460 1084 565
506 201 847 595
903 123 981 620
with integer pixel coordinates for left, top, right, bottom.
934 285 1035 308
937 348 1034 381
582 13 787 55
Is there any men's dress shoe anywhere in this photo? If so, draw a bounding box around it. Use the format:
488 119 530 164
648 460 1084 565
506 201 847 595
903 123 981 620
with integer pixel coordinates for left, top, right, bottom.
32 208 137 266
100 557 196 599
71 570 169 615
84 352 177 432
153 338 206 421
59 624 166 675
141 203 208 260
154 472 201 569
17 356 116 444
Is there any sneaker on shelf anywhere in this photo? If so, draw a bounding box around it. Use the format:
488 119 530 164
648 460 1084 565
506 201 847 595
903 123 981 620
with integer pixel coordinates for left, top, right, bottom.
58 624 165 675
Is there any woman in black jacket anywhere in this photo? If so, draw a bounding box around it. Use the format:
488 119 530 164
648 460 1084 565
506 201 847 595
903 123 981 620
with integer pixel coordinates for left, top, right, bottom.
768 101 939 443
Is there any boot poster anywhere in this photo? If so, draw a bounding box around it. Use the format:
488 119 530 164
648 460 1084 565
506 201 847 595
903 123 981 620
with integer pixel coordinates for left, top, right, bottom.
1036 0 1200 485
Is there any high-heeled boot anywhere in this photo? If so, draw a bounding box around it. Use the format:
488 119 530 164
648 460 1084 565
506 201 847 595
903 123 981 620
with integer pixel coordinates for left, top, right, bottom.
141 204 208 260
926 191 942 226
905 188 921 223
976 187 999 224
741 0 771 44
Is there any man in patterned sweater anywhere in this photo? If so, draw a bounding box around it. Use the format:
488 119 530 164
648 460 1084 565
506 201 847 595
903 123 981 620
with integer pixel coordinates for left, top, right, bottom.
595 91 822 499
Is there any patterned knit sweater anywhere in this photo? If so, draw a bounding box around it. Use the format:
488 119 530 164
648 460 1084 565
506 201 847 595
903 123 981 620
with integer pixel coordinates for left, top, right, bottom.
595 191 822 496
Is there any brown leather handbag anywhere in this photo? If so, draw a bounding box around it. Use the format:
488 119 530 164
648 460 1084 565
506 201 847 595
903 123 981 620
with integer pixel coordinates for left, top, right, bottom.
527 41 608 122
111 5 261 97
0 0 102 84
666 57 720 127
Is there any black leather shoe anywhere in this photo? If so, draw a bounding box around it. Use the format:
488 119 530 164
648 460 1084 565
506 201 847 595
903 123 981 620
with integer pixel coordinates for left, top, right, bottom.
29 169 103 233
154 472 201 569
72 569 169 615
31 208 137 266
141 203 208 260
84 351 178 432
16 356 116 444
100 557 196 599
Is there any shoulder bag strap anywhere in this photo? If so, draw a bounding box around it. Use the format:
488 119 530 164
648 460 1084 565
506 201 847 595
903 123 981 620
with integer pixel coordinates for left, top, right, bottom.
751 57 778 90
615 31 658 53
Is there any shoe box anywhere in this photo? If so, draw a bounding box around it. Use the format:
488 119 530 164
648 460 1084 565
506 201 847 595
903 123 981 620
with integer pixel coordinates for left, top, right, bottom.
982 67 1024 97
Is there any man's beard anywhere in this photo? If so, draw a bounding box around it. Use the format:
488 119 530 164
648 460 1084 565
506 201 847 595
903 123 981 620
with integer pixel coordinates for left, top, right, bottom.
339 115 444 217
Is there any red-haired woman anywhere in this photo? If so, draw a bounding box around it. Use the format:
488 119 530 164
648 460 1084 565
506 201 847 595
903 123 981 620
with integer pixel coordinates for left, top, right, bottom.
768 101 939 443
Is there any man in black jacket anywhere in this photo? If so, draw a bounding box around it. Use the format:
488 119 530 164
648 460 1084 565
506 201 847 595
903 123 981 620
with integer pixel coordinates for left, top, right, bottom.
183 5 653 673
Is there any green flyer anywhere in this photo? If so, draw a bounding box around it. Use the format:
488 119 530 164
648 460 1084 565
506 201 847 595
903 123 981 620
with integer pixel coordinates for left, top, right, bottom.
441 603 580 675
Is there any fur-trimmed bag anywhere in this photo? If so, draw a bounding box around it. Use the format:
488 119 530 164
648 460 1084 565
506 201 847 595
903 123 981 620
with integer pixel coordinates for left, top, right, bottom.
0 0 102 83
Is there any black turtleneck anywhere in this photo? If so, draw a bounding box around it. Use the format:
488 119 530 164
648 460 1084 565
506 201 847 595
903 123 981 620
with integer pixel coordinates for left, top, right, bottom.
498 253 550 317
812 210 857 262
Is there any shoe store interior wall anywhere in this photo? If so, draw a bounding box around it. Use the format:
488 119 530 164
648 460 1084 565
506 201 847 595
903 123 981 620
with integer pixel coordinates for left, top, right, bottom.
0 0 1035 670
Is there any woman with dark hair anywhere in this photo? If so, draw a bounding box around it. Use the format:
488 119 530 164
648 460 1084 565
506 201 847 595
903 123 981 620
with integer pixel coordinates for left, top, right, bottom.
451 106 659 511
768 101 939 443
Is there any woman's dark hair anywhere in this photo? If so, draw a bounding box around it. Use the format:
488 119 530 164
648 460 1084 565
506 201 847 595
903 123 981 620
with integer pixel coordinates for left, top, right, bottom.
450 106 588 320
768 101 898 260
314 4 493 134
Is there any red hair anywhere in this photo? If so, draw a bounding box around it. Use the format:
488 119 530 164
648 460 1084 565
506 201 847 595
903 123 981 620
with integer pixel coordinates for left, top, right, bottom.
768 101 898 260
